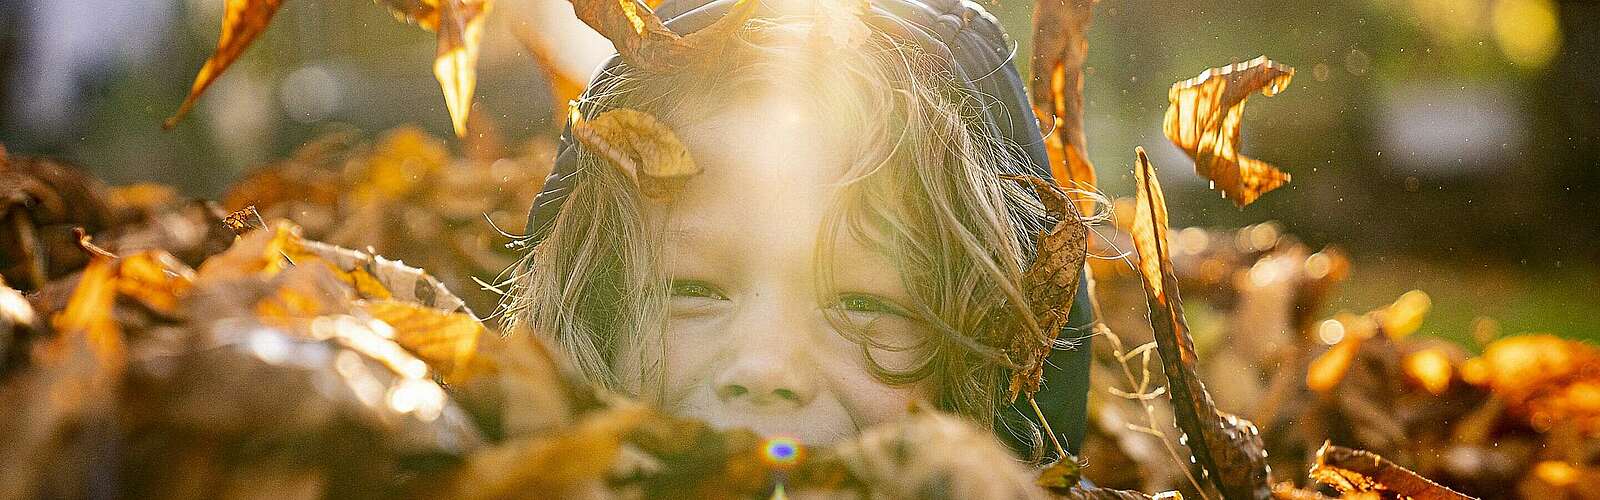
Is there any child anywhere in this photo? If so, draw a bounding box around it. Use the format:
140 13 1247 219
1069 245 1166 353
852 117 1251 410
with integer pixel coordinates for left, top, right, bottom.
505 0 1093 457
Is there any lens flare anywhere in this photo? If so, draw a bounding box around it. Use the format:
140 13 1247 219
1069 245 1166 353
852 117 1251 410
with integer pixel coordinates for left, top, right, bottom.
761 436 802 467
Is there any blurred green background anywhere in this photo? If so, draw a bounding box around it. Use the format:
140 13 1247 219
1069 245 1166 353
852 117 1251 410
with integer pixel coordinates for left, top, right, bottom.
1 0 1596 344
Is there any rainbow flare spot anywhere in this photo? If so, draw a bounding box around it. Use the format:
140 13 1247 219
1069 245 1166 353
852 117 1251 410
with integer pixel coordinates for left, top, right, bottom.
762 436 802 467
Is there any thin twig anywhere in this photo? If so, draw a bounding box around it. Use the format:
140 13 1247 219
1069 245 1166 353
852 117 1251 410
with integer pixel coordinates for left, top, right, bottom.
1089 271 1210 500
1030 396 1067 459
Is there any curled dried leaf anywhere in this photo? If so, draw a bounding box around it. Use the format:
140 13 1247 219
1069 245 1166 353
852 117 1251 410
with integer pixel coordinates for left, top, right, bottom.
1129 147 1272 499
1030 0 1098 215
1001 174 1088 402
1310 442 1472 500
573 108 700 200
165 0 284 129
1162 56 1295 207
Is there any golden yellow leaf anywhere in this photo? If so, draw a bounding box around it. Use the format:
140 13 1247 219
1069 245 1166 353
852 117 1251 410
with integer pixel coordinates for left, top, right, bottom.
1379 290 1431 339
1162 56 1295 207
432 0 490 138
1130 147 1169 303
573 108 700 200
1403 348 1453 395
452 405 651 499
359 299 491 384
165 0 284 129
49 256 124 373
115 251 196 317
1128 147 1271 498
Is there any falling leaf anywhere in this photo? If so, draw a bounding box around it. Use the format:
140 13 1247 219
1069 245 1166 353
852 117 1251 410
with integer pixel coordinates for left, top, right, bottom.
1310 442 1473 500
1030 0 1098 214
1128 147 1272 499
1002 174 1089 401
165 0 285 129
359 299 492 384
1162 56 1295 207
432 0 490 138
567 0 760 73
573 108 700 200
171 0 491 135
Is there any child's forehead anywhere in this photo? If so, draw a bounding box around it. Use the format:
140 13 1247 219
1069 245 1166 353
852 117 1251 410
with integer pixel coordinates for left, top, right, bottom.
671 92 871 194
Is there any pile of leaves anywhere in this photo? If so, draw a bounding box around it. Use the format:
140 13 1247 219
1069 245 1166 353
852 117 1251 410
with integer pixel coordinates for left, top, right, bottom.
1072 180 1600 499
5 0 1584 497
3 132 1508 499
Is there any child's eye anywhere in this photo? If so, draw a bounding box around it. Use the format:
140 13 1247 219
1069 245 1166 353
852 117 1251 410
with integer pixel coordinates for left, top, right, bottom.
670 280 728 300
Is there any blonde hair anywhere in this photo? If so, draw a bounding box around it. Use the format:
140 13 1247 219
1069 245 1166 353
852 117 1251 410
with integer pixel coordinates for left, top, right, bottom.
501 16 1052 439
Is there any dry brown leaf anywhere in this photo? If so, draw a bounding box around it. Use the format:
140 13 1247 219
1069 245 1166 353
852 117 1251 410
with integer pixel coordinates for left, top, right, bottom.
1310 442 1472 500
568 0 759 73
359 299 491 385
164 0 284 129
573 108 700 200
1162 56 1295 207
1002 174 1088 401
1030 0 1098 215
1129 147 1272 499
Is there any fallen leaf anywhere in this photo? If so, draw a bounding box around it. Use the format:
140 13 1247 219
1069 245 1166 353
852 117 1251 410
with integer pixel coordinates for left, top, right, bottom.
1128 147 1272 499
165 0 285 129
1310 441 1472 500
1162 56 1295 207
359 299 492 384
573 108 700 200
1002 174 1089 401
116 251 196 317
1030 0 1098 214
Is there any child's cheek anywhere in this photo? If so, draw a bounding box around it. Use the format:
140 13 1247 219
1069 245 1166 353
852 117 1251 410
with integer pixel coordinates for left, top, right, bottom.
814 325 934 428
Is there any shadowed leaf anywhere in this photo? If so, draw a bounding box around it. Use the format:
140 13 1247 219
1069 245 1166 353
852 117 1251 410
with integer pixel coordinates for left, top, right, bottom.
1002 174 1089 402
1030 0 1098 214
1129 147 1272 499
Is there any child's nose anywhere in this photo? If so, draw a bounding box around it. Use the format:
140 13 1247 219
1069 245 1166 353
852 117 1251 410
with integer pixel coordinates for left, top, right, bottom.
712 337 817 409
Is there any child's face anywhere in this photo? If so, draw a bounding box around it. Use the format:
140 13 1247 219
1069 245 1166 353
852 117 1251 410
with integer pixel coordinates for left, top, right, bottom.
615 94 933 444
